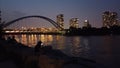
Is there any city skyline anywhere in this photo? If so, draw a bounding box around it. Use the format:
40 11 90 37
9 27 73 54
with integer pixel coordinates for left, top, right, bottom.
0 0 120 28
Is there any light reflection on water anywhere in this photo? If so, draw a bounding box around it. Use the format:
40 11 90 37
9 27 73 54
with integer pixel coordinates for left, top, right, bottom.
4 35 120 68
5 34 90 57
65 36 90 57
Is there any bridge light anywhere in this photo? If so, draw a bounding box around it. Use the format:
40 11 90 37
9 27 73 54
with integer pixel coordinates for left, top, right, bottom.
5 30 9 33
11 31 15 33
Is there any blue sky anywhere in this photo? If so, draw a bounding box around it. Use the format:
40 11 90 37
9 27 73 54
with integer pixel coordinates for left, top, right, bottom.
0 0 120 28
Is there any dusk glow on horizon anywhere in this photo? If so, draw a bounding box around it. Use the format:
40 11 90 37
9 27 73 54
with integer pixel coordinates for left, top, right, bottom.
0 0 120 28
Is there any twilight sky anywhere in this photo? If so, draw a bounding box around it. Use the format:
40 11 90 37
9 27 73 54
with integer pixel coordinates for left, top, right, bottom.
0 0 120 28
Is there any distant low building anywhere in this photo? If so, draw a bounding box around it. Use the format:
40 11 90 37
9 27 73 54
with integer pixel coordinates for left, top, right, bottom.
83 20 91 28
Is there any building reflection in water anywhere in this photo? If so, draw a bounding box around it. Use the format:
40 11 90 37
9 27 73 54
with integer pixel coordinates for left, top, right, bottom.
15 34 54 47
54 35 65 50
47 35 53 45
40 35 53 46
70 36 90 57
82 37 90 57
71 36 81 56
40 35 45 43
14 35 20 43
21 34 27 46
27 34 37 47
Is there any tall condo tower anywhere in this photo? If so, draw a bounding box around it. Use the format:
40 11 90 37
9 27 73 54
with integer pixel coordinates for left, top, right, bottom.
56 14 64 30
102 11 118 28
69 18 79 28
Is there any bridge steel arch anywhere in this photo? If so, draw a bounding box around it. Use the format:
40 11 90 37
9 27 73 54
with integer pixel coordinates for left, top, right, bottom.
3 15 64 30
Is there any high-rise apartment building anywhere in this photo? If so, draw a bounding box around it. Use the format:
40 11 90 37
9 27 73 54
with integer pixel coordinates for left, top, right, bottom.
103 11 118 28
56 14 64 30
69 18 79 28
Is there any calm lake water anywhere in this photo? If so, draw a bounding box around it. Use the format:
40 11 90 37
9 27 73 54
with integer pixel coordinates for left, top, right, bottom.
5 34 120 68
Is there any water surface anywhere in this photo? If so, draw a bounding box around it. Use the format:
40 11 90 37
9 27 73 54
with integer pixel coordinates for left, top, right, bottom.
5 35 120 68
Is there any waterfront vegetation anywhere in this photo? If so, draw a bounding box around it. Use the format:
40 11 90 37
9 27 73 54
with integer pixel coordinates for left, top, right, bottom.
66 25 120 36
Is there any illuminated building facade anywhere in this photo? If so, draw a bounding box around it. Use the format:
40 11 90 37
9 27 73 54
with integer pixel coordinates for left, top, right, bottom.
69 18 79 28
103 11 118 28
56 14 64 30
83 20 91 28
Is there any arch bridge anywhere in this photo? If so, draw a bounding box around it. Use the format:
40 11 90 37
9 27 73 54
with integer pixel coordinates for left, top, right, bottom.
3 15 64 30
